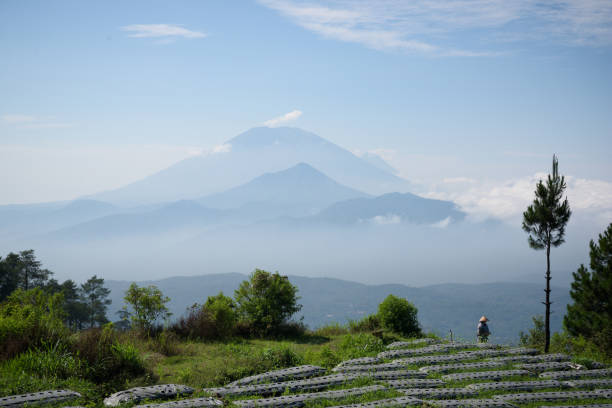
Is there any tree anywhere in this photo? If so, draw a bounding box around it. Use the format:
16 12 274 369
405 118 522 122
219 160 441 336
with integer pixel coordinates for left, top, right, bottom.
564 223 612 353
81 275 112 328
18 249 52 290
377 294 421 337
61 279 89 330
122 283 171 334
234 269 302 335
0 253 21 301
522 155 571 352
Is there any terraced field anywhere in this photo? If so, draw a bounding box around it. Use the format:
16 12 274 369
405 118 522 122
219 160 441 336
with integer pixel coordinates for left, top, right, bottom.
2 339 611 408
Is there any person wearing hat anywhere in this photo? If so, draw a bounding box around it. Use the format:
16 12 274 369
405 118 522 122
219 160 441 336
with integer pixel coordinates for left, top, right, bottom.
477 316 490 343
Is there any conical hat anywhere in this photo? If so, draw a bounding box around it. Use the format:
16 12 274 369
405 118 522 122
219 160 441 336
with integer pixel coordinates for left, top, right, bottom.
479 316 489 322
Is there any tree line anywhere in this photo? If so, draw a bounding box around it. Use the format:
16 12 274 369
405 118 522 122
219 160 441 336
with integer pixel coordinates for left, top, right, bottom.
0 250 111 329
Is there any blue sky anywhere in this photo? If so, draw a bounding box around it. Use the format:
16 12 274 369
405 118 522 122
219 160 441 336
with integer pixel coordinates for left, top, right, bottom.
1 0 611 221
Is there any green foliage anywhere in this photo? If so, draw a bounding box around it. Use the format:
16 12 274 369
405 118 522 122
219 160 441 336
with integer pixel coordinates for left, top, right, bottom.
72 323 146 384
564 222 612 356
348 314 380 333
522 155 571 352
0 288 68 360
81 275 112 328
522 155 572 251
0 250 53 301
204 292 237 338
172 292 237 340
337 333 384 359
4 341 82 379
377 294 421 337
314 323 349 337
123 283 172 334
519 315 545 350
234 269 302 336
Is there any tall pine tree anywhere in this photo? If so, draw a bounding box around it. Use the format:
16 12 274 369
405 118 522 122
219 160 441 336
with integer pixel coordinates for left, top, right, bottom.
81 275 111 328
522 155 571 352
564 223 612 353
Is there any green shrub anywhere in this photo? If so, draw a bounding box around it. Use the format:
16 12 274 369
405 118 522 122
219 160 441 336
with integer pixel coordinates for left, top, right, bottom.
314 323 349 336
349 314 380 333
73 324 146 384
338 333 384 359
0 288 68 360
519 315 545 350
377 295 421 337
204 292 237 338
4 341 82 379
234 269 302 336
173 292 237 340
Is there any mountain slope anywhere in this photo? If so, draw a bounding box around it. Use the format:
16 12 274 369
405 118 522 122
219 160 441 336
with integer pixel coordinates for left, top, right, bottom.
49 200 225 241
90 127 411 205
199 163 370 216
0 199 117 240
311 192 466 225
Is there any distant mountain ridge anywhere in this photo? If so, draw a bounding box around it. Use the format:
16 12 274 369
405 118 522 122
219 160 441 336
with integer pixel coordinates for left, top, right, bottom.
311 192 465 225
199 163 370 217
105 273 570 344
89 127 412 205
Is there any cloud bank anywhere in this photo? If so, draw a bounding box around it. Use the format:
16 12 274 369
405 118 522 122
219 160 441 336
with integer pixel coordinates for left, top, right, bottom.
258 0 612 55
425 173 612 225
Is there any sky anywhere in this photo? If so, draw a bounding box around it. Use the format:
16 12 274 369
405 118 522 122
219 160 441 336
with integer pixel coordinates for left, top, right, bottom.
1 0 611 225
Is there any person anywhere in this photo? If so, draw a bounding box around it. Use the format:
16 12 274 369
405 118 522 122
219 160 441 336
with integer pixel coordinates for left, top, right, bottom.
477 316 490 343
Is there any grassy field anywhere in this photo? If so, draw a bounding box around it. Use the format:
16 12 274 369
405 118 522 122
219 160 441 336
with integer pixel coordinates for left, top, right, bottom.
1 330 611 408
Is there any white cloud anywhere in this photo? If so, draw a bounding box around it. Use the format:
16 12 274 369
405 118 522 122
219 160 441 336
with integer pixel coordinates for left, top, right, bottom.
1 114 37 124
258 0 612 55
443 177 477 184
263 110 303 127
425 173 612 224
121 24 206 41
431 216 452 228
369 214 401 225
187 143 232 157
1 114 75 130
211 143 232 154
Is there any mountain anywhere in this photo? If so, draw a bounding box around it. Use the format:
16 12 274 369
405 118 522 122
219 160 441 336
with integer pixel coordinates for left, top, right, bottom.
90 127 412 205
105 273 571 344
360 152 398 175
310 192 466 225
199 163 370 217
50 200 225 241
0 199 117 240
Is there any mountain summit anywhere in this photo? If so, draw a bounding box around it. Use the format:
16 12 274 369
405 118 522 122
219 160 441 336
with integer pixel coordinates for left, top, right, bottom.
91 127 411 205
199 162 369 216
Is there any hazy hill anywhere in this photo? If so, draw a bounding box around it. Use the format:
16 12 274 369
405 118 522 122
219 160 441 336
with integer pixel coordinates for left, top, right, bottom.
50 200 226 241
0 199 117 239
310 192 465 225
90 127 411 205
199 163 370 217
106 273 570 344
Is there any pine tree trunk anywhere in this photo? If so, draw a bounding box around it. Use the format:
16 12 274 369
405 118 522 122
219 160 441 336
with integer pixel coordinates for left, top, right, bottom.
545 244 551 353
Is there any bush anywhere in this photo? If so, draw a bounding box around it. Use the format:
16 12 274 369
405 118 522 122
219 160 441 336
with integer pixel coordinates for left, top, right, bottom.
72 324 146 384
172 292 237 340
338 333 385 359
4 341 82 379
377 294 421 337
0 288 68 360
349 314 380 333
234 269 302 336
122 283 171 335
314 323 349 337
519 315 545 350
